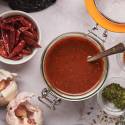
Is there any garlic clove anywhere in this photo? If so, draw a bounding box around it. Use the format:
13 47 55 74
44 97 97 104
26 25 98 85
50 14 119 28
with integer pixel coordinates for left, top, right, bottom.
0 80 6 91
6 92 43 125
0 81 18 106
0 69 18 106
15 105 27 118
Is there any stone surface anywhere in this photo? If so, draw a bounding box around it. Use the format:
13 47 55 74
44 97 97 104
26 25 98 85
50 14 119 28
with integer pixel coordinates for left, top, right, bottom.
0 0 125 125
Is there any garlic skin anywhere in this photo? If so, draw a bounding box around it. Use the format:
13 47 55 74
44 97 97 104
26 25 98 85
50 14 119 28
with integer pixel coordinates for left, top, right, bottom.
0 69 17 81
6 92 43 125
0 81 17 106
0 69 18 106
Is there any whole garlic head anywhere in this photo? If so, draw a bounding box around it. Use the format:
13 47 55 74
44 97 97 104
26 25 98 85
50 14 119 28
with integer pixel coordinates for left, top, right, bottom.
0 69 18 106
6 92 43 125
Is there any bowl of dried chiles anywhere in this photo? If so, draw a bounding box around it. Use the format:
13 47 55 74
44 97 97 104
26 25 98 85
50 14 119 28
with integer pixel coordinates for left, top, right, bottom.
0 10 41 65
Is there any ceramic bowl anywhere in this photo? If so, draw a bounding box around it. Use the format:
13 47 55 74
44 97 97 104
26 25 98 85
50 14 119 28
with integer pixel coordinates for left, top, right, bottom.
0 10 41 65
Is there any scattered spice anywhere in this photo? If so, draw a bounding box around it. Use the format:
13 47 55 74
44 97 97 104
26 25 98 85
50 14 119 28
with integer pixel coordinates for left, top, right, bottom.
90 107 94 110
93 119 96 124
87 112 91 115
81 103 121 125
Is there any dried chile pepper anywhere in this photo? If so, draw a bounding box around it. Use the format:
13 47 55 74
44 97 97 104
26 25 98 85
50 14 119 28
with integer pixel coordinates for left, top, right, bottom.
30 28 38 40
15 30 21 46
0 24 15 31
2 32 10 54
20 17 32 28
0 45 8 58
9 30 16 52
23 36 40 48
2 16 21 24
11 54 23 60
19 27 29 32
21 49 32 56
23 30 37 40
3 16 32 28
9 40 26 58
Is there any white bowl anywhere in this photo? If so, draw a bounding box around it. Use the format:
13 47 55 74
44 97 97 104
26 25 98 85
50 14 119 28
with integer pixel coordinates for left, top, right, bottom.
97 77 125 117
0 10 41 65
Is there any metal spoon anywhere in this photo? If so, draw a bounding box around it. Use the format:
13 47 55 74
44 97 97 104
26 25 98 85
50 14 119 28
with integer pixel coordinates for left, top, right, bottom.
87 43 125 62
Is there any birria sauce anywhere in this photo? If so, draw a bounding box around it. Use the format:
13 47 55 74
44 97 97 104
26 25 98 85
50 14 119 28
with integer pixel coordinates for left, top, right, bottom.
44 36 104 94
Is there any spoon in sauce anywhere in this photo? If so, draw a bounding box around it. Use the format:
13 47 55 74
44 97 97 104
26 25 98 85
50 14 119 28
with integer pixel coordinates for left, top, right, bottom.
87 43 125 62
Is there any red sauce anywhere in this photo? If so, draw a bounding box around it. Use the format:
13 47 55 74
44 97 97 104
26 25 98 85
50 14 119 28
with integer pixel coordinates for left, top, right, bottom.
43 36 104 94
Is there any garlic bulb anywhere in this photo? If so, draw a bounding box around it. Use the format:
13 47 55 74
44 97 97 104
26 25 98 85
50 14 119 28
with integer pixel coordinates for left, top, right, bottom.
6 92 43 125
0 69 18 106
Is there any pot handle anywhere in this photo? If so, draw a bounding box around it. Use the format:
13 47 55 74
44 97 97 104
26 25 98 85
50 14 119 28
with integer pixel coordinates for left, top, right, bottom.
38 88 62 110
88 23 108 43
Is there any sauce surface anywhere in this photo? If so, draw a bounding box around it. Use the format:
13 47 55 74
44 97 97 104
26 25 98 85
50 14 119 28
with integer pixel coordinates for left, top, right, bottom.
44 36 104 94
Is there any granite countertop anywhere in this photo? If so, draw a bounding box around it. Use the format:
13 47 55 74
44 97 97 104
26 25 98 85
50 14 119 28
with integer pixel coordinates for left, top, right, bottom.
0 0 125 125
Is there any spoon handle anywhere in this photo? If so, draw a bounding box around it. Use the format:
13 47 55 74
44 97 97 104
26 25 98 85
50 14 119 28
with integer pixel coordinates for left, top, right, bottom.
87 43 125 62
